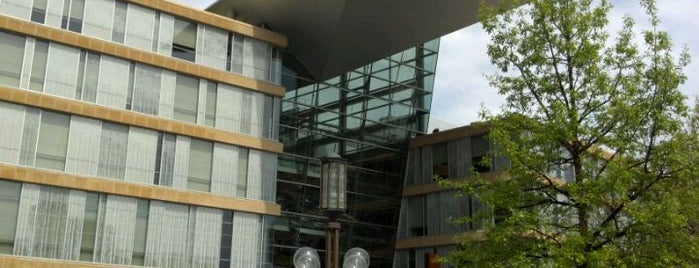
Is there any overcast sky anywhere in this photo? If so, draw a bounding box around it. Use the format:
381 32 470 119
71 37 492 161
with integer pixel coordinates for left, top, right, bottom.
433 0 699 126
178 0 699 127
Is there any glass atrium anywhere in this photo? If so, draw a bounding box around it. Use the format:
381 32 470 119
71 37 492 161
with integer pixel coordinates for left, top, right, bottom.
272 39 440 267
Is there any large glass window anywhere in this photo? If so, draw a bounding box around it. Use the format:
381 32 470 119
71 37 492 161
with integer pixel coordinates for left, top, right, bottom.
60 0 85 33
0 31 25 88
35 112 71 171
172 18 197 62
188 139 213 192
174 74 199 123
0 180 21 254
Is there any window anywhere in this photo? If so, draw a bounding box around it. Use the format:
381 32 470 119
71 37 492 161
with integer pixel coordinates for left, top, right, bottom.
132 199 149 265
218 210 233 268
131 64 162 115
111 1 127 43
79 192 99 261
60 0 85 33
0 31 25 88
29 41 49 92
229 34 244 73
263 96 275 138
151 12 161 52
188 139 213 192
97 123 129 179
471 135 490 173
154 133 176 186
31 0 47 23
172 18 197 62
35 111 71 171
237 148 249 197
0 180 21 254
205 82 217 127
81 53 100 102
174 74 199 123
432 143 448 179
408 196 426 236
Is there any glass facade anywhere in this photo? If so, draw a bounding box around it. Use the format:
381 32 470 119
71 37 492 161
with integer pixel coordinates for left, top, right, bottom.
273 39 440 267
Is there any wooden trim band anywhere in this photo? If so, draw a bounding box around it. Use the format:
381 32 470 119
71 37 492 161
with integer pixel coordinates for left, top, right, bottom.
410 124 491 148
127 0 288 48
0 255 124 268
0 164 282 216
0 15 285 98
395 231 485 250
0 86 283 154
402 171 506 197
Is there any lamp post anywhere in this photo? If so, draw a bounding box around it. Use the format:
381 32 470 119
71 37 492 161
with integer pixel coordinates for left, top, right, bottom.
320 153 347 268
293 153 369 268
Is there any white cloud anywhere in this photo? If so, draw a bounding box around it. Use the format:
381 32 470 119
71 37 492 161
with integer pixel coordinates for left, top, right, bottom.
431 0 699 126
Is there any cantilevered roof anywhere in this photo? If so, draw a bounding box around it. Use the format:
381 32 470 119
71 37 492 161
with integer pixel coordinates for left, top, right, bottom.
207 0 497 80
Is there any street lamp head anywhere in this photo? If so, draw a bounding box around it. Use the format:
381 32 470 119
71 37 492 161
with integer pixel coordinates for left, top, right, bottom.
343 247 370 268
320 153 348 213
293 247 320 268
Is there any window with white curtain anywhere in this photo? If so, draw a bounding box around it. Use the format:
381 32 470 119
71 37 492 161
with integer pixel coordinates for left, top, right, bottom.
174 74 199 123
111 1 127 43
154 133 176 187
0 31 25 88
35 111 71 171
131 64 162 115
132 199 149 265
79 192 99 261
172 18 197 62
188 139 213 192
29 40 49 92
205 82 217 127
229 34 244 74
0 180 21 254
14 184 86 260
60 0 85 33
81 52 100 103
97 123 129 180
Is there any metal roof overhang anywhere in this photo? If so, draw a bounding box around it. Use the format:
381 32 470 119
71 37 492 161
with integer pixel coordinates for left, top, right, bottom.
207 0 498 81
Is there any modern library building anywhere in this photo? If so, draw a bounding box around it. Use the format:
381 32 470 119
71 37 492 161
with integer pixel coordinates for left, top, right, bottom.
0 0 489 267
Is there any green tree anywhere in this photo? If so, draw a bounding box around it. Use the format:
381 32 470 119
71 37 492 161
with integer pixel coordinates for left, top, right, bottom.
445 0 698 267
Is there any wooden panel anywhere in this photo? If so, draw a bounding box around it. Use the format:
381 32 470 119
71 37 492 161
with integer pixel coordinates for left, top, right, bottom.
127 0 287 47
0 164 281 216
0 86 283 154
0 15 285 97
403 171 507 197
0 255 135 267
410 124 491 148
395 231 486 250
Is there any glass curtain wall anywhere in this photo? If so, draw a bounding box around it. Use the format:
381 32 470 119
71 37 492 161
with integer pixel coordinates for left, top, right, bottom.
274 39 439 267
